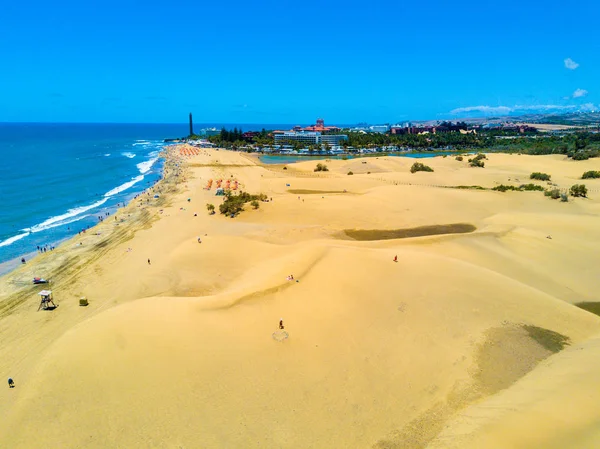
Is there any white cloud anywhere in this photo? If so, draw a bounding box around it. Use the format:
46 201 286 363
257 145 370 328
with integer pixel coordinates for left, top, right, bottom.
450 105 512 115
573 88 588 98
564 58 579 70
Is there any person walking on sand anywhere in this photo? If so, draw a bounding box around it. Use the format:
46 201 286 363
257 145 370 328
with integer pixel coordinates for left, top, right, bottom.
393 255 398 262
8 378 14 388
279 319 284 330
147 258 151 265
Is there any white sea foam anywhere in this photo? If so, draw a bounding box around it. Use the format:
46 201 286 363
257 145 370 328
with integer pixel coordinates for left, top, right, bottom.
0 232 30 248
23 199 109 234
103 175 144 197
121 152 136 158
136 157 158 175
104 153 111 157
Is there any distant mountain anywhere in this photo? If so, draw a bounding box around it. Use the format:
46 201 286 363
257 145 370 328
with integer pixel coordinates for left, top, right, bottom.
413 111 600 127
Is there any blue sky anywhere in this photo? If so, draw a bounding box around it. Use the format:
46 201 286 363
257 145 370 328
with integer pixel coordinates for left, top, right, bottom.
1 0 598 124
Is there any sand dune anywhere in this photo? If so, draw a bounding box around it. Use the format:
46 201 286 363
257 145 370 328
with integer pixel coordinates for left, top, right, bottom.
1 148 600 448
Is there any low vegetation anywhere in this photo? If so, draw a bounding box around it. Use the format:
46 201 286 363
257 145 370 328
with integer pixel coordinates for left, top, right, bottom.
520 183 545 191
347 171 354 175
544 188 561 200
560 193 569 202
570 184 588 197
530 172 551 181
206 203 215 215
468 153 486 168
410 162 434 173
251 200 260 209
571 150 600 161
492 185 519 192
314 163 329 172
493 183 545 192
455 156 463 161
454 185 485 190
582 170 600 179
219 191 267 217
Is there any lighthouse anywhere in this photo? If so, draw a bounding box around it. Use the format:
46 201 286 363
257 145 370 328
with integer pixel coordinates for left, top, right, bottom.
189 113 194 137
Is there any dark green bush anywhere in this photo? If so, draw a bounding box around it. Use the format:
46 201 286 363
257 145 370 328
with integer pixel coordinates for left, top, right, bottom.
544 189 561 199
571 150 600 161
570 184 588 197
219 191 267 216
410 162 434 173
582 171 600 179
560 193 569 202
469 158 485 168
347 171 354 175
455 156 463 161
251 200 260 209
530 172 551 181
492 185 519 192
314 163 329 172
519 183 544 191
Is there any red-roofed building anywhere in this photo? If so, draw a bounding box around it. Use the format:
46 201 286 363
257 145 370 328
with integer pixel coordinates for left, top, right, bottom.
302 118 340 133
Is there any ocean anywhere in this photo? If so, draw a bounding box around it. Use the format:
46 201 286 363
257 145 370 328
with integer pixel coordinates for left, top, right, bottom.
0 122 294 268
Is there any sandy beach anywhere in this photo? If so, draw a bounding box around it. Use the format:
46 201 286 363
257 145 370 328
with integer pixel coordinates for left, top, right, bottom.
1 146 600 448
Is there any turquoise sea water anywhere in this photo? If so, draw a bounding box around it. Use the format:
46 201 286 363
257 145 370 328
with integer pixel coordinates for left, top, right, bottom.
0 123 184 265
0 123 299 267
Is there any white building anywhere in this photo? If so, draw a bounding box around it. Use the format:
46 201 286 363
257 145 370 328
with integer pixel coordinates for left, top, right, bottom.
274 131 348 146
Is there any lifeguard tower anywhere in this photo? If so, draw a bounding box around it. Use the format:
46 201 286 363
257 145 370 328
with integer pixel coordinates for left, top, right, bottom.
37 290 57 311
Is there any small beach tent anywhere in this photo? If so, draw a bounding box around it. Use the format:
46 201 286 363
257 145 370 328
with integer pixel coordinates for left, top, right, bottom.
215 187 225 196
37 290 56 311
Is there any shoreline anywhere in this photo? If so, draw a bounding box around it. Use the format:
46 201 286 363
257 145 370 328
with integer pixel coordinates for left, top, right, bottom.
0 146 184 307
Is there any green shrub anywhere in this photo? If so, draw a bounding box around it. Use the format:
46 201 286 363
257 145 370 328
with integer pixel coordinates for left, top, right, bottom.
582 171 600 179
560 193 569 202
206 203 215 215
283 166 287 170
455 185 485 190
570 184 588 197
493 185 519 192
410 162 434 173
443 155 447 158
571 151 600 161
314 163 329 172
468 153 487 164
219 191 267 216
455 156 463 161
519 183 544 191
544 188 561 199
347 171 354 175
530 172 551 181
251 200 260 209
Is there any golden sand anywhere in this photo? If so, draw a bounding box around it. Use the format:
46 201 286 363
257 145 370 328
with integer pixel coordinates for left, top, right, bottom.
1 147 600 448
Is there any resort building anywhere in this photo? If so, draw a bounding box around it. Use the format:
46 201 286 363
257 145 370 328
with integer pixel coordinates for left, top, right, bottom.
274 131 320 145
320 134 348 146
273 131 348 146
